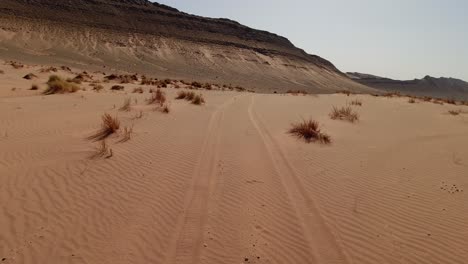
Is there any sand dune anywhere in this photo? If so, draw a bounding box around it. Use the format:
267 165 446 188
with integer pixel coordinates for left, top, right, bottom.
1 62 467 263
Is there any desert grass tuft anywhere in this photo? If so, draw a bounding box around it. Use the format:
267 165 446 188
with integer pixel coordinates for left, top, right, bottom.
288 119 331 144
93 85 104 92
132 87 144 93
330 106 359 123
448 110 462 116
161 103 170 113
408 98 416 103
118 126 134 143
90 140 113 159
147 88 166 106
30 84 39 90
111 85 125 91
43 75 80 95
88 113 120 141
191 94 205 105
350 99 362 106
119 98 132 112
175 90 188 99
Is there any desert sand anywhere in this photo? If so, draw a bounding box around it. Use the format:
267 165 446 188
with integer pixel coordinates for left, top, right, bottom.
1 62 468 264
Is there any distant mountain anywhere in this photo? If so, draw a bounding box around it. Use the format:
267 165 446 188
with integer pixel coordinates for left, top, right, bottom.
0 0 373 93
347 72 468 100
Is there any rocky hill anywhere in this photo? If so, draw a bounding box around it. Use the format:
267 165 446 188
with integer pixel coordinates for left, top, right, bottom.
0 0 372 93
347 72 468 100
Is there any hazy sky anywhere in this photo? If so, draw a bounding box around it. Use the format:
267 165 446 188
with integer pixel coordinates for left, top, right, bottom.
155 0 468 81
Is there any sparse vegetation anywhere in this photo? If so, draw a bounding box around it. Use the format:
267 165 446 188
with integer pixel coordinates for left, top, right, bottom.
147 89 166 106
161 103 170 113
191 81 202 88
43 75 80 95
287 90 308 95
111 85 125 91
90 140 113 159
330 106 359 123
93 85 104 92
9 61 24 69
119 98 132 112
338 90 352 96
118 126 134 143
350 99 362 106
191 94 205 105
88 113 120 141
288 119 331 144
448 110 462 116
132 87 144 93
30 84 39 90
408 98 416 103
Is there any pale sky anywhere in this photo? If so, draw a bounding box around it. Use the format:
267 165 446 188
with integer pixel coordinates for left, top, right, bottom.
155 0 468 81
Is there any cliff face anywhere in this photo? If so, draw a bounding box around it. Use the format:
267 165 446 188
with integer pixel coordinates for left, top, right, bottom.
0 0 371 93
347 72 468 100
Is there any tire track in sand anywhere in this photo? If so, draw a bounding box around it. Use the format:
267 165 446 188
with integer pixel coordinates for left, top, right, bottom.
166 95 243 264
247 95 350 264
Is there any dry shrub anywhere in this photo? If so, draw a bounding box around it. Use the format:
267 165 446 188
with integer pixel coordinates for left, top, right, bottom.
9 61 24 69
191 94 205 105
422 96 433 102
203 83 212 90
330 106 359 123
448 110 461 116
111 85 125 91
118 126 134 143
39 66 58 73
385 92 401 98
235 86 246 92
93 85 104 92
185 91 196 101
88 113 120 141
147 89 166 106
287 90 308 95
43 75 80 95
23 73 38 80
30 84 39 90
175 90 188 99
191 81 202 88
119 98 132 111
162 104 170 113
90 140 113 159
350 99 362 106
288 119 331 144
132 87 144 93
444 98 457 105
60 66 72 72
408 98 416 103
338 90 351 96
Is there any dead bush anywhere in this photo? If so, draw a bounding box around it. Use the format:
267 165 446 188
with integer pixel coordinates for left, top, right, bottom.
88 113 120 141
350 99 362 106
288 119 331 144
119 98 132 112
147 89 166 106
191 94 205 105
43 75 80 95
330 106 359 123
111 85 125 91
